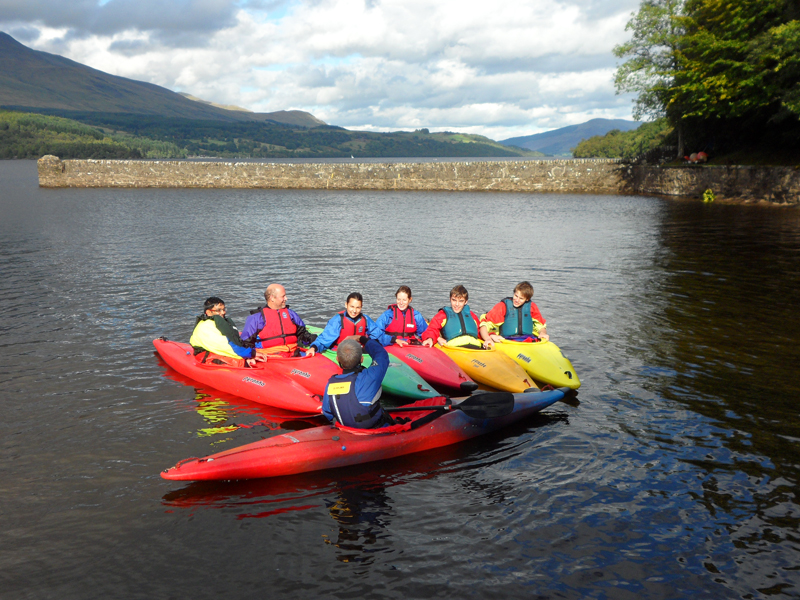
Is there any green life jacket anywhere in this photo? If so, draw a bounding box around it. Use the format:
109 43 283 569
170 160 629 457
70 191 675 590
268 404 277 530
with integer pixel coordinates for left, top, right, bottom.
441 304 479 344
499 298 534 337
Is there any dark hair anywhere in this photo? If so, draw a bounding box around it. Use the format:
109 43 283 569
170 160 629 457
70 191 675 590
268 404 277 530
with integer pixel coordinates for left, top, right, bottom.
346 292 363 304
514 281 534 301
204 296 225 311
395 285 412 298
449 285 469 301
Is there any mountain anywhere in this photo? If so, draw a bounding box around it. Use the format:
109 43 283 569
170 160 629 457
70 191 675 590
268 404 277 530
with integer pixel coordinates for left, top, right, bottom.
0 32 325 128
499 118 641 156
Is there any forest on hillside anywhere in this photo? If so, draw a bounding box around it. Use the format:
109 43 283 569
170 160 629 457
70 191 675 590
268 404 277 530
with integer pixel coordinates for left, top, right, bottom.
0 109 530 160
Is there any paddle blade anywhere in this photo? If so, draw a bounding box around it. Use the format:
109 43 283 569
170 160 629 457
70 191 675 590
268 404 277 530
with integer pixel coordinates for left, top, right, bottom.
455 392 515 419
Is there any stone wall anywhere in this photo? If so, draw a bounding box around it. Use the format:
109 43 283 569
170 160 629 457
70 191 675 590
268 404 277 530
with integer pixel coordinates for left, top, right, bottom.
629 164 800 204
37 155 800 204
36 155 630 194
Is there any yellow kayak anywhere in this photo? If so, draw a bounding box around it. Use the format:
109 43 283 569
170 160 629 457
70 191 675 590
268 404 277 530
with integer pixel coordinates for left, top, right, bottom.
495 339 581 390
438 345 537 393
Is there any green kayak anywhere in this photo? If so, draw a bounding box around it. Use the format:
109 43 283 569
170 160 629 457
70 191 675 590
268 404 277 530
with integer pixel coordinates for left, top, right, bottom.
307 326 438 400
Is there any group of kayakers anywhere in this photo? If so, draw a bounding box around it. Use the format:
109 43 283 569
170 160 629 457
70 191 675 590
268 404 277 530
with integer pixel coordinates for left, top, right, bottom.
189 281 549 429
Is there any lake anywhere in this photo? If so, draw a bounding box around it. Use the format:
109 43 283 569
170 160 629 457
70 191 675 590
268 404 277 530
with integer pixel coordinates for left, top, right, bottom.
1 159 799 599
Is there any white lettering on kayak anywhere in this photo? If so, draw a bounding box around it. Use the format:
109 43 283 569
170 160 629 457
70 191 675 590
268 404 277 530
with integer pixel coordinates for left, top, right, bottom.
242 376 266 387
471 359 487 368
290 368 311 379
405 353 423 364
516 353 531 363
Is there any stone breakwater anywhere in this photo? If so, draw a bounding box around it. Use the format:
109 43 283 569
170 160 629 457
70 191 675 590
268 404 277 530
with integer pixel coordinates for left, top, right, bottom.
37 156 800 204
36 156 630 194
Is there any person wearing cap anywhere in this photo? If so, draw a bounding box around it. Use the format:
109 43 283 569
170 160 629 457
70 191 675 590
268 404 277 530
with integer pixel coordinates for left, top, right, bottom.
322 337 393 429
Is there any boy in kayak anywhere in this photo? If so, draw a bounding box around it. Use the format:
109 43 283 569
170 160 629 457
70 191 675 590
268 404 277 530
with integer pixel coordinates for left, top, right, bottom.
373 285 428 347
421 285 493 349
241 283 315 356
479 281 549 344
322 337 393 428
190 297 266 367
308 292 383 355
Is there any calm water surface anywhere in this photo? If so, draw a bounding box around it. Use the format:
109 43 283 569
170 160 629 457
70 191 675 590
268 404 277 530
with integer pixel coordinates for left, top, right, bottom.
1 160 799 599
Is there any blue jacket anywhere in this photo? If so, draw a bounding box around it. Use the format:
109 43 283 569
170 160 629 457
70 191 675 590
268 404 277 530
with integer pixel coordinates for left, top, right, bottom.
322 339 389 424
310 312 383 353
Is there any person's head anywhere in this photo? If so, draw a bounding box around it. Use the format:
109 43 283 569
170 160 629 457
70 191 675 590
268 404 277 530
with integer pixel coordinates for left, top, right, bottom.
512 281 534 307
345 292 363 319
395 285 412 311
337 338 363 369
265 284 287 310
449 285 468 313
203 296 226 317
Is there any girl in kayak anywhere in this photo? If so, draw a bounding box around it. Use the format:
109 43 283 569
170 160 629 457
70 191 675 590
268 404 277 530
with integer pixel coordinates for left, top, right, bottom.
421 285 493 350
479 281 549 344
374 285 428 347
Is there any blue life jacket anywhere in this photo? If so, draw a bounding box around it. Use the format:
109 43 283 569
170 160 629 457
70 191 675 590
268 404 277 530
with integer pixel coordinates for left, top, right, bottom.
499 298 534 337
441 304 479 341
325 369 384 428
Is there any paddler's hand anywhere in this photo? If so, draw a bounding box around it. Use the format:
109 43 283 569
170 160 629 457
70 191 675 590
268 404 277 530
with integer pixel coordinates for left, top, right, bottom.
483 340 495 349
305 347 316 356
422 338 434 348
539 329 549 342
490 334 504 343
395 338 408 347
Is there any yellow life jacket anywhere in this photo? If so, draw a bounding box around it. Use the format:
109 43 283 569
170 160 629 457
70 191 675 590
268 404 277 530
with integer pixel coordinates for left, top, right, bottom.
189 319 240 359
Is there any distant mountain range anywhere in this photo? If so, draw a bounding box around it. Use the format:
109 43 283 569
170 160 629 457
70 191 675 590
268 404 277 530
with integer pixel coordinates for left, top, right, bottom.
500 119 641 156
0 32 325 128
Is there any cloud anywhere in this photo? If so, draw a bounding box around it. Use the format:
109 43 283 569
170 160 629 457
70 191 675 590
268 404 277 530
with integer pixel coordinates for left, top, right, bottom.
0 0 642 138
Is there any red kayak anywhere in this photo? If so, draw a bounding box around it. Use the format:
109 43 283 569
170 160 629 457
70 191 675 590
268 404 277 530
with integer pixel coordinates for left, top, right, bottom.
153 338 326 416
160 388 566 481
386 343 478 395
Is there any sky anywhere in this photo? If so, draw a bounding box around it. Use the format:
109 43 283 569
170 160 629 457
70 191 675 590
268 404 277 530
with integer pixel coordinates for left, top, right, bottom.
0 0 643 140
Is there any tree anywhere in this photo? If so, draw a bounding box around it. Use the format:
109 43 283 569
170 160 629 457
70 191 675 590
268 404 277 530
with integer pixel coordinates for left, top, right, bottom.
614 0 686 155
671 0 800 122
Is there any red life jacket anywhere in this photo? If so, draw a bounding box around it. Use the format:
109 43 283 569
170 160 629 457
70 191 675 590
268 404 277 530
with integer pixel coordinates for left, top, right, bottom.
336 311 367 346
257 307 298 348
384 304 418 338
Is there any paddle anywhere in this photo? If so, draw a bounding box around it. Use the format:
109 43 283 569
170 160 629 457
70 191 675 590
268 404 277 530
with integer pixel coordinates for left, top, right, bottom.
386 392 515 420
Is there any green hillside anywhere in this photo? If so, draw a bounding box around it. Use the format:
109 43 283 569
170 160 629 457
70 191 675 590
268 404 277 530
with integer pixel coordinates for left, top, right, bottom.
0 110 185 159
0 109 538 159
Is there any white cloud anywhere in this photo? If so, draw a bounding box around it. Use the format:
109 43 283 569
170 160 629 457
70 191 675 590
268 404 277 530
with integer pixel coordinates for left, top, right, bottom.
0 0 642 138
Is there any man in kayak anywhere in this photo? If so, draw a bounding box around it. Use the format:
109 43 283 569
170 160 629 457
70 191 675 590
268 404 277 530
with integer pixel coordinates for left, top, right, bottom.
241 283 315 356
421 285 493 349
308 292 383 355
479 281 549 344
190 297 266 367
322 337 393 428
373 285 428 347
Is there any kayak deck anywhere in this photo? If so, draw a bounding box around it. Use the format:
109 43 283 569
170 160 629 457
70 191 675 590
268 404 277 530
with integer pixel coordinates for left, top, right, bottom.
438 345 536 393
495 339 581 390
153 338 323 415
160 388 566 481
